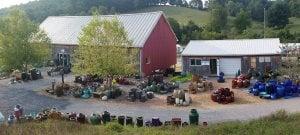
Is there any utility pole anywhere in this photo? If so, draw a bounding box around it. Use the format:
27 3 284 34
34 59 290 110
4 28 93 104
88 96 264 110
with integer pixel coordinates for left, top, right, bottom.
264 7 266 38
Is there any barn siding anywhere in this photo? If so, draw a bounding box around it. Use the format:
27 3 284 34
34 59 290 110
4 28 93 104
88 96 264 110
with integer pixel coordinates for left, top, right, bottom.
141 16 177 76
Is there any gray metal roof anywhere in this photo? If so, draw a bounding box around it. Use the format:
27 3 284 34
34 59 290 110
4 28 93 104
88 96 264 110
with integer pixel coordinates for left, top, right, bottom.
39 12 164 48
182 38 282 56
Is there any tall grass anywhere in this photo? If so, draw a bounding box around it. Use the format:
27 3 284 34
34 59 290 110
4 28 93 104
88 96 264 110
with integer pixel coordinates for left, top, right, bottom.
1 110 300 135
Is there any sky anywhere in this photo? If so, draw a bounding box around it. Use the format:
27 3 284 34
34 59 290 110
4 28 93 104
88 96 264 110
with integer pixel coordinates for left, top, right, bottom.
0 0 35 9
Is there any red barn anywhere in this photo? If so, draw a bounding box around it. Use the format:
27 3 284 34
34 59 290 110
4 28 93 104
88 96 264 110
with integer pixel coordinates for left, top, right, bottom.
40 12 177 76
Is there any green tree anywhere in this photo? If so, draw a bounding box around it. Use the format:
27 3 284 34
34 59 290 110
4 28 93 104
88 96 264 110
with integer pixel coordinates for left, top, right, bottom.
209 3 228 32
189 0 203 10
277 28 296 43
234 10 251 33
267 1 291 28
287 0 300 17
168 18 181 42
248 0 268 22
0 9 50 72
180 21 203 44
226 0 242 17
73 15 138 85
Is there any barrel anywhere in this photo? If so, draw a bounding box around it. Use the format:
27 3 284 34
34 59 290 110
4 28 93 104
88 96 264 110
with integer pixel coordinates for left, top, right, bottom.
102 111 111 124
118 116 125 125
136 117 143 127
189 109 199 125
90 114 101 125
126 116 134 126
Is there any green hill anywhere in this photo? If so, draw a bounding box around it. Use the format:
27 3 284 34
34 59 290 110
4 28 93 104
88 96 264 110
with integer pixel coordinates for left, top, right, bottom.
134 6 300 35
132 6 210 26
288 17 300 33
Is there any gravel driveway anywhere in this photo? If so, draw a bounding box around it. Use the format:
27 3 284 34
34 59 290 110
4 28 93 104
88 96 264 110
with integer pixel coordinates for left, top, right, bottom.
1 74 300 124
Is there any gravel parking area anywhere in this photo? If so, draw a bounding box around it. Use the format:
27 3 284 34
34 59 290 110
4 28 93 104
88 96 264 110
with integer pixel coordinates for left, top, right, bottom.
1 73 300 124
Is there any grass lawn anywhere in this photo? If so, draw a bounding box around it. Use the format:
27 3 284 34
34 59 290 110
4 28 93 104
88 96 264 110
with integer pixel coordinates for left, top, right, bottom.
1 110 300 135
132 6 210 26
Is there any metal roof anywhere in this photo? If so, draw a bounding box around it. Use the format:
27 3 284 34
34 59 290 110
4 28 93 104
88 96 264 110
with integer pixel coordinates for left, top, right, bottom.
39 12 164 48
182 38 282 56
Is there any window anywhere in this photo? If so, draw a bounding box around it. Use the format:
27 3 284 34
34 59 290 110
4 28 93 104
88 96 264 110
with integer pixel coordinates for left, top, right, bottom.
146 57 151 64
251 57 256 68
190 59 202 66
259 57 271 63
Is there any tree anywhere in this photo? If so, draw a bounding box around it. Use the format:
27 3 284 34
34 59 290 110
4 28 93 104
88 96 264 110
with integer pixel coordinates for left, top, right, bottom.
182 0 189 7
248 0 268 22
175 0 183 6
287 0 300 17
168 18 181 42
189 0 203 10
169 0 177 5
208 3 228 32
73 15 138 86
180 21 203 44
0 9 50 72
280 43 300 81
267 1 291 28
277 28 296 43
226 0 241 17
234 10 251 33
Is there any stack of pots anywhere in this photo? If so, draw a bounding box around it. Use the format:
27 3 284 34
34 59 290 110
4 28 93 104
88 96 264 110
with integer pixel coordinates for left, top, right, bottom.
168 90 191 106
136 117 143 127
102 111 111 124
118 116 125 125
189 81 214 94
171 118 182 127
76 113 86 123
211 88 235 104
14 105 23 120
126 116 134 126
249 79 300 100
90 114 101 125
128 88 148 102
189 109 199 125
152 117 162 127
232 74 250 89
217 72 225 83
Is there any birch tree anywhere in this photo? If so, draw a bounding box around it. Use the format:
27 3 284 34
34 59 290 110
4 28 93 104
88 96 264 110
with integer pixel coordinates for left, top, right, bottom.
73 15 138 85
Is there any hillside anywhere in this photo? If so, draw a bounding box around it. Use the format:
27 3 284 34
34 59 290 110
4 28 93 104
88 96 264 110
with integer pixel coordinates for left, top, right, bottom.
133 6 300 34
288 17 300 33
132 6 210 26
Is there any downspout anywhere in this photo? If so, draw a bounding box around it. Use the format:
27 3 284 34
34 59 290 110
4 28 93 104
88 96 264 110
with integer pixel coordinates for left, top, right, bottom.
139 48 143 77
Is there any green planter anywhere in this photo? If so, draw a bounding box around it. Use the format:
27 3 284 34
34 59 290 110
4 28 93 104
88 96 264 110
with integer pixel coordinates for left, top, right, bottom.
189 109 199 125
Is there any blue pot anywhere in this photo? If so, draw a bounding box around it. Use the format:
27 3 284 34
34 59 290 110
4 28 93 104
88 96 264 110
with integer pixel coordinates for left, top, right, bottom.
276 85 285 98
258 84 266 92
271 93 277 100
284 79 293 87
252 89 259 96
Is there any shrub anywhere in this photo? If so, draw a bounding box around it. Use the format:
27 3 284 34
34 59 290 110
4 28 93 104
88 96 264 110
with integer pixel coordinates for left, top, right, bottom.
105 123 124 133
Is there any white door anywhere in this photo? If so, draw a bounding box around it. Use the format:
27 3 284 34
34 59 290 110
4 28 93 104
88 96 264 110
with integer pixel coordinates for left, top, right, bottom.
219 58 241 76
